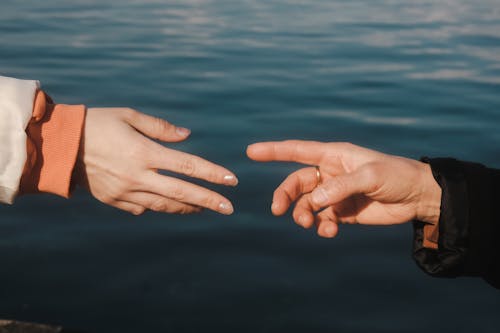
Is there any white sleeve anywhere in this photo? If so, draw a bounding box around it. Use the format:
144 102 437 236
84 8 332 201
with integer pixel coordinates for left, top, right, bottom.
0 75 40 204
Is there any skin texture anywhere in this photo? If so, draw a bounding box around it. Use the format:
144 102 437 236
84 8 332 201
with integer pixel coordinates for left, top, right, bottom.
73 108 238 216
247 141 441 238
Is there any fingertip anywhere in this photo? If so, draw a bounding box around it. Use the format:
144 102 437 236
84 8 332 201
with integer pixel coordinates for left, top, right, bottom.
325 223 338 238
271 201 287 216
246 143 257 158
296 213 314 228
218 201 234 215
293 206 314 228
246 143 266 160
271 201 279 215
271 201 284 216
318 222 338 238
223 174 239 186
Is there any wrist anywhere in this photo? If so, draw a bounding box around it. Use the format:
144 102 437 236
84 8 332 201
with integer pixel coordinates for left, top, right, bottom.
416 162 442 224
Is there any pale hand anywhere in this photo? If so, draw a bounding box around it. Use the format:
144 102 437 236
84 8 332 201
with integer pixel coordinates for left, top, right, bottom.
247 141 441 238
74 108 238 215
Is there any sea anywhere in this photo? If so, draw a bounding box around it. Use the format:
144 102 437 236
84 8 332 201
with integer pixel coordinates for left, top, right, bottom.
1 0 499 332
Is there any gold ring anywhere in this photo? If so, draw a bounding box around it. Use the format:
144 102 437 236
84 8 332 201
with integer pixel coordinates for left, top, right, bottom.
315 166 321 185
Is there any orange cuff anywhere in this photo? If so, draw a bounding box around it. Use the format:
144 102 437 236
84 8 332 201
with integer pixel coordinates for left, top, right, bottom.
423 222 439 250
21 90 86 198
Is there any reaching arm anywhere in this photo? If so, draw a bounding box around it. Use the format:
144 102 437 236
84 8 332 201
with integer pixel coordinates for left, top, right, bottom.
247 140 500 288
1 75 238 215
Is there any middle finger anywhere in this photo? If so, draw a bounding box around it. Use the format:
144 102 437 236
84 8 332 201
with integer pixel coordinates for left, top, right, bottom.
148 143 238 186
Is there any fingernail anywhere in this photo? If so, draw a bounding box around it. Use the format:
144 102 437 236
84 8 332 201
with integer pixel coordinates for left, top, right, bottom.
312 188 328 205
176 127 191 136
298 215 307 227
219 201 234 215
271 202 279 212
325 225 336 237
223 174 238 186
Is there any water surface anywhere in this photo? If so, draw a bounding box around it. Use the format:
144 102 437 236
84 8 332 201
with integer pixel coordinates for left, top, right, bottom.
1 0 499 332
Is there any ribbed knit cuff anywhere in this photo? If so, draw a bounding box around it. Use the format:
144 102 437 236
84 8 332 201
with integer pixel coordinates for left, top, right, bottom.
22 90 86 198
36 104 86 197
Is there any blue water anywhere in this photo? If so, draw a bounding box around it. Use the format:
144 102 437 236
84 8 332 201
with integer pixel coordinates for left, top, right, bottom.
1 0 500 332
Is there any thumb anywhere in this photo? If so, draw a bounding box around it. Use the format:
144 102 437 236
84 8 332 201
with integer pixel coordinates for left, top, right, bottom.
310 164 379 208
126 109 191 142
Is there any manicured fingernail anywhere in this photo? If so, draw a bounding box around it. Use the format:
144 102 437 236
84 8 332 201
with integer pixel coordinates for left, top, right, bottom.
223 174 238 186
176 127 191 136
219 201 234 215
312 188 328 205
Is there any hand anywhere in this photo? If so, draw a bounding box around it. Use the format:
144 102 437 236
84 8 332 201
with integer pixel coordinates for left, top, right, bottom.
247 141 441 238
74 108 238 215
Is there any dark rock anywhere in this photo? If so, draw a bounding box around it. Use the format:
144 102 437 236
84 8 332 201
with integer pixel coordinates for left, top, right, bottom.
0 320 83 333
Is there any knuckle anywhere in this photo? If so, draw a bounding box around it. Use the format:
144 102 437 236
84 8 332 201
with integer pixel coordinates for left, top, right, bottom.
282 139 296 147
180 159 196 176
100 195 114 205
122 173 140 189
360 163 381 192
150 199 168 212
205 168 220 182
112 174 136 194
289 173 301 186
107 189 123 201
360 162 378 181
273 187 283 200
328 177 347 198
108 183 130 200
153 117 173 136
336 142 354 151
282 187 295 203
128 140 149 161
170 186 186 201
293 173 306 195
177 205 194 215
201 195 218 210
123 108 138 121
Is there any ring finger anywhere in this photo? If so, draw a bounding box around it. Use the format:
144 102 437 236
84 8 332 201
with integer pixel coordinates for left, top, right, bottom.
123 192 202 214
143 171 234 215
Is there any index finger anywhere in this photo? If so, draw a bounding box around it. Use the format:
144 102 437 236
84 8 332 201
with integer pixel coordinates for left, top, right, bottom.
246 140 328 165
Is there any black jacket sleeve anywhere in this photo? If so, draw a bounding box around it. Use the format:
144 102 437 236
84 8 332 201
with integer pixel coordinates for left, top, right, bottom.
413 157 500 289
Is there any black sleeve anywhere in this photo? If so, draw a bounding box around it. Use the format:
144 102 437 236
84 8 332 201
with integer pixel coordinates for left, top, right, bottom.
413 157 500 289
